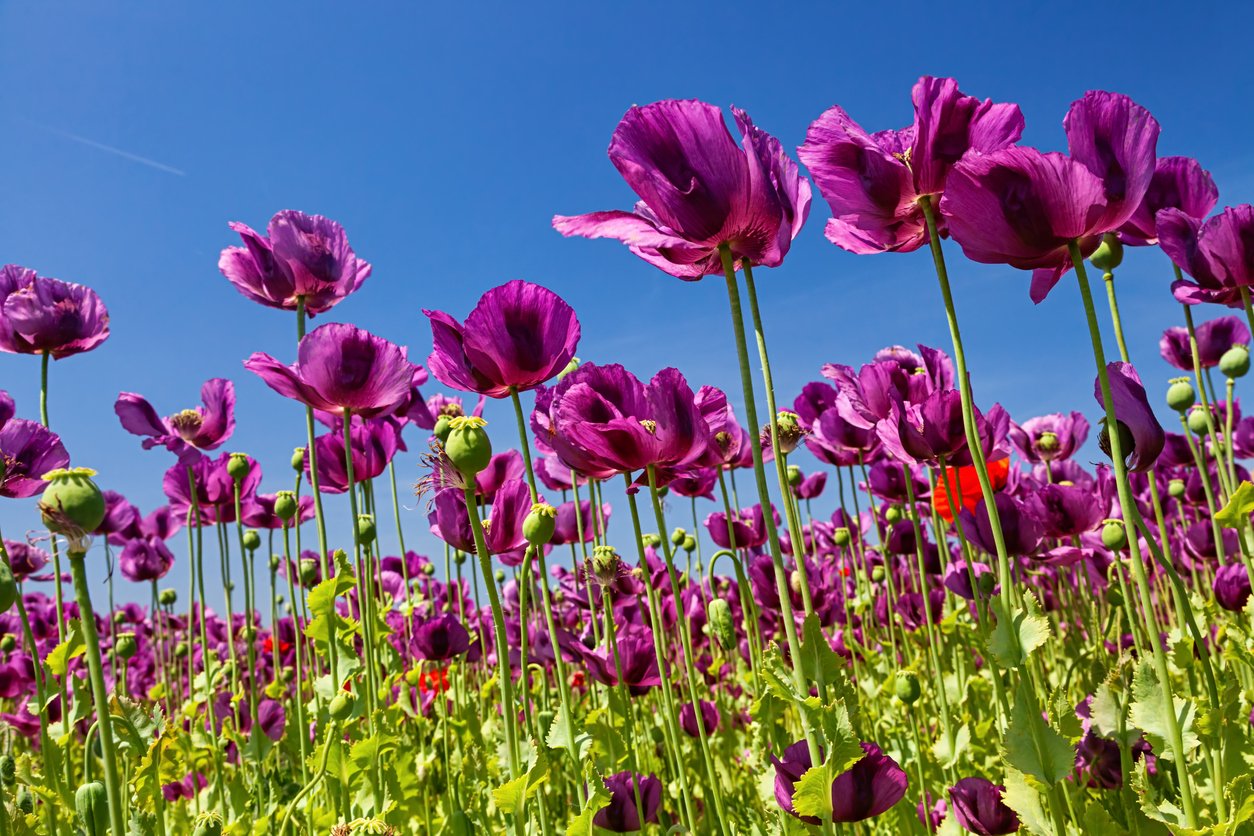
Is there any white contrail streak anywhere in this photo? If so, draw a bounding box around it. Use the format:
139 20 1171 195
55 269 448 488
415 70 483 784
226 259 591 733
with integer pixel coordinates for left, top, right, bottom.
18 117 186 176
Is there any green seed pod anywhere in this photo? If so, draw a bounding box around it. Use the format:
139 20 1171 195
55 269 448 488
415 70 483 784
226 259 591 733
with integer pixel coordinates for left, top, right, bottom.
75 781 108 836
112 610 128 625
274 490 299 522
1220 345 1250 379
1186 405 1210 435
444 417 492 476
299 558 319 586
670 527 686 546
115 632 137 660
894 672 922 704
226 452 251 482
786 464 802 486
1166 378 1196 413
242 530 261 552
1106 585 1124 607
329 691 356 721
0 753 15 786
191 811 224 836
555 356 580 383
0 635 14 653
884 506 902 524
40 468 106 535
269 554 281 572
175 642 190 659
356 515 377 546
871 565 885 583
1089 232 1124 271
522 503 557 547
422 562 437 576
642 533 662 548
291 447 306 472
681 535 697 553
773 411 805 455
159 588 177 607
493 569 506 584
1101 520 1128 551
833 527 851 547
707 598 736 651
434 415 453 442
0 559 17 614
1168 478 1186 498
16 785 33 814
1035 431 1060 455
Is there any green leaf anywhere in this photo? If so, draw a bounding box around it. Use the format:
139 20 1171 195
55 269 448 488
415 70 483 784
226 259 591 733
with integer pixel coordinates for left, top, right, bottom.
544 712 592 763
1128 661 1198 763
46 618 85 677
799 614 856 714
987 593 1050 669
1216 480 1254 529
566 769 612 836
491 744 548 818
1001 768 1053 836
791 762 835 821
1089 665 1141 748
305 550 357 620
1003 681 1075 786
931 723 970 770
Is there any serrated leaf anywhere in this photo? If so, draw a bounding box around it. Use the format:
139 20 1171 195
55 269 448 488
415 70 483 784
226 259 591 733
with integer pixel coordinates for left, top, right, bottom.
791 761 835 821
1003 681 1075 786
1216 481 1254 529
46 619 85 677
1128 661 1198 763
988 593 1050 669
1001 767 1053 836
932 723 970 770
566 769 612 836
491 744 548 818
544 712 592 763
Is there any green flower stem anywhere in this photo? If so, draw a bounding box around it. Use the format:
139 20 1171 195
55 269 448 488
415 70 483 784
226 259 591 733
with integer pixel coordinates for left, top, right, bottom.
461 482 521 778
186 469 227 815
281 519 311 782
1178 415 1228 565
1103 271 1132 364
1181 298 1235 501
67 548 126 836
387 461 414 644
1071 242 1197 828
341 410 378 726
232 483 261 746
718 245 816 758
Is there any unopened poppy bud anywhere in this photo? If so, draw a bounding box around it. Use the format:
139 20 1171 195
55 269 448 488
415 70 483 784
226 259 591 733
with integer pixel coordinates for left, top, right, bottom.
871 565 885 583
225 581 235 594
115 632 137 660
356 515 376 545
269 554 280 572
523 503 557 546
1098 419 1136 461
290 447 306 472
1186 405 1210 435
453 551 466 566
175 642 189 659
707 598 736 651
786 465 802 486
0 754 14 786
833 527 851 547
556 356 580 382
591 545 621 586
40 468 106 536
642 533 662 548
299 559 318 586
1101 520 1127 550
281 668 294 683
894 671 921 704
448 810 474 836
433 415 453 442
242 530 261 552
670 527 686 546
1166 378 1196 412
1168 478 1186 498
274 490 298 522
0 561 16 614
405 668 421 686
1221 345 1250 379
681 535 697 553
191 812 224 836
884 505 902 524
493 569 506 584
976 571 997 597
1106 585 1124 607
329 691 355 721
159 587 177 607
0 635 14 652
422 562 436 576
226 452 251 482
113 610 128 625
16 785 33 814
537 709 555 733
75 781 108 835
789 570 803 597
444 416 492 476
1089 232 1123 271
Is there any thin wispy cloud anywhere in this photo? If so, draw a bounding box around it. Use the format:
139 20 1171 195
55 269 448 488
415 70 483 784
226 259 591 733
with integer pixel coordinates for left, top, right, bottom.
16 117 185 176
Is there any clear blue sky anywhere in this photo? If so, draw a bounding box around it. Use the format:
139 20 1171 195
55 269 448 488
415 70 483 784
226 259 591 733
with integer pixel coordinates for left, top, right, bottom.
2 1 1252 603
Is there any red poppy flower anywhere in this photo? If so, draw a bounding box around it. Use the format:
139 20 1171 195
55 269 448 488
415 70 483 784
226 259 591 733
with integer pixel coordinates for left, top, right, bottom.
569 670 586 689
932 458 1010 523
418 668 450 695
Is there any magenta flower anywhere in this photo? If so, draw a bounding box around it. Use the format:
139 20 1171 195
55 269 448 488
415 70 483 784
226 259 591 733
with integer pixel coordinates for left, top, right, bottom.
118 536 175 582
1159 316 1249 370
3 540 49 582
553 100 810 278
551 499 609 546
705 503 774 550
115 379 236 464
943 92 1159 302
1095 362 1164 473
218 210 371 315
1160 204 1254 307
0 419 70 498
772 741 908 824
245 322 413 418
1008 412 1090 464
306 417 402 494
474 450 525 502
428 480 534 558
0 390 12 429
413 612 471 661
948 777 1019 836
162 452 261 524
0 265 110 358
1118 156 1218 246
424 280 580 399
798 76 1022 254
594 772 662 832
243 493 314 529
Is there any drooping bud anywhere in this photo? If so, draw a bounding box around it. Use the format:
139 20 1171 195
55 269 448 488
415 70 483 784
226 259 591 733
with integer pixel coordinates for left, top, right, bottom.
328 691 355 721
1101 519 1127 551
1097 419 1136 462
40 468 106 537
16 785 33 814
159 588 177 607
894 671 921 704
1166 378 1196 413
274 490 298 522
356 514 377 546
1105 584 1123 607
707 598 736 651
242 530 261 552
1221 344 1250 379
226 452 251 482
523 503 557 547
0 753 15 786
115 632 137 660
269 554 281 572
1089 232 1124 271
444 416 492 476
113 610 128 625
75 781 109 836
290 447 306 472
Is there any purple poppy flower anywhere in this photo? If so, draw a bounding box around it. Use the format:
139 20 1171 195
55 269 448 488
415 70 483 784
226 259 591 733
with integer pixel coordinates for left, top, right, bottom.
1009 413 1089 464
948 777 1019 836
162 452 261 525
1160 205 1254 307
0 266 110 358
772 741 908 824
1095 362 1164 473
0 390 13 430
242 492 315 530
111 505 183 544
425 280 580 399
428 480 534 558
1159 316 1249 371
403 388 484 431
118 536 175 583
475 450 525 502
1027 483 1103 539
413 613 471 661
577 627 662 695
679 700 720 738
1119 156 1218 246
257 699 286 742
245 322 413 418
798 76 1023 254
217 210 370 315
535 455 582 492
3 540 49 582
943 560 995 601
668 467 718 500
593 772 662 833
705 503 774 551
793 471 826 500
875 390 970 467
551 500 609 546
554 101 809 278
306 416 402 494
0 419 70 498
960 494 1043 557
1214 563 1252 612
115 379 237 464
94 491 139 538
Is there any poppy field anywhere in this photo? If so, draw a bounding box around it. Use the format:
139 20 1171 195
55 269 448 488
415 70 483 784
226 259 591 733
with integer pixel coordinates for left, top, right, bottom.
4 77 1254 835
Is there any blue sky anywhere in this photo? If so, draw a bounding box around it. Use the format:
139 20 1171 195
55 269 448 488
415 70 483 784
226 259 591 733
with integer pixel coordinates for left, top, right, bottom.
1 1 1252 604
